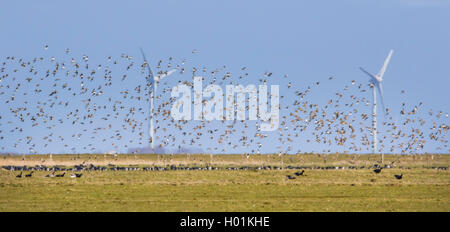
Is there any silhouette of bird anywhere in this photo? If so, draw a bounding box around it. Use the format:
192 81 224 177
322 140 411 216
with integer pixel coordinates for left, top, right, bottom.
286 175 296 180
394 174 403 180
25 171 34 177
16 172 22 178
294 170 305 176
70 173 82 178
373 168 382 174
55 172 65 177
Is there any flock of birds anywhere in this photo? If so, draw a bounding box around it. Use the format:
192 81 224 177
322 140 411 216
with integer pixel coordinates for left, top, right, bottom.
0 45 448 156
15 171 82 178
14 166 404 181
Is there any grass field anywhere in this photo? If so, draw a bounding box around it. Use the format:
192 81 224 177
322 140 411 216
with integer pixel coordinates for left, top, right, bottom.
0 154 449 212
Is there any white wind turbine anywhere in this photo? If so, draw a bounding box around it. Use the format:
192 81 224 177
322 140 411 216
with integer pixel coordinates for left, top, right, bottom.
140 48 177 150
359 49 393 155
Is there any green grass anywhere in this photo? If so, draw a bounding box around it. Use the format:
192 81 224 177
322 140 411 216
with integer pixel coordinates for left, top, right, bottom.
1 167 449 211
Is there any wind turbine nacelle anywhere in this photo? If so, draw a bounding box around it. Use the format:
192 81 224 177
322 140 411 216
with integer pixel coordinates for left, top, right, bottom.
369 77 381 85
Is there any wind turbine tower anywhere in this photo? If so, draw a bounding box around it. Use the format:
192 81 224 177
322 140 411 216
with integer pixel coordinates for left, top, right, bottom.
140 48 177 150
359 49 393 155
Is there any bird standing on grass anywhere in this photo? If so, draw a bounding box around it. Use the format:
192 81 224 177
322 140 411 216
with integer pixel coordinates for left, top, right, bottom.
55 172 65 177
394 174 403 180
16 172 22 178
373 167 382 174
70 173 82 178
25 171 34 177
286 175 296 180
294 170 305 176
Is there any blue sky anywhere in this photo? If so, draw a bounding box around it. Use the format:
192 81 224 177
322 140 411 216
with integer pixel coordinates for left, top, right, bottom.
0 0 449 154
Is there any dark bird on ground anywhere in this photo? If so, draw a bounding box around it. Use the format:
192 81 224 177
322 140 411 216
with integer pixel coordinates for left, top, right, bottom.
373 168 382 174
70 173 82 178
286 175 296 180
16 172 22 178
55 172 65 177
25 171 34 177
294 170 305 176
394 174 403 180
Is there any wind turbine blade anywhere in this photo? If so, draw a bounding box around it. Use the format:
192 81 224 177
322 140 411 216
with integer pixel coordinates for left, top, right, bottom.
377 82 386 115
359 67 378 81
139 47 154 84
377 49 393 80
157 68 178 81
